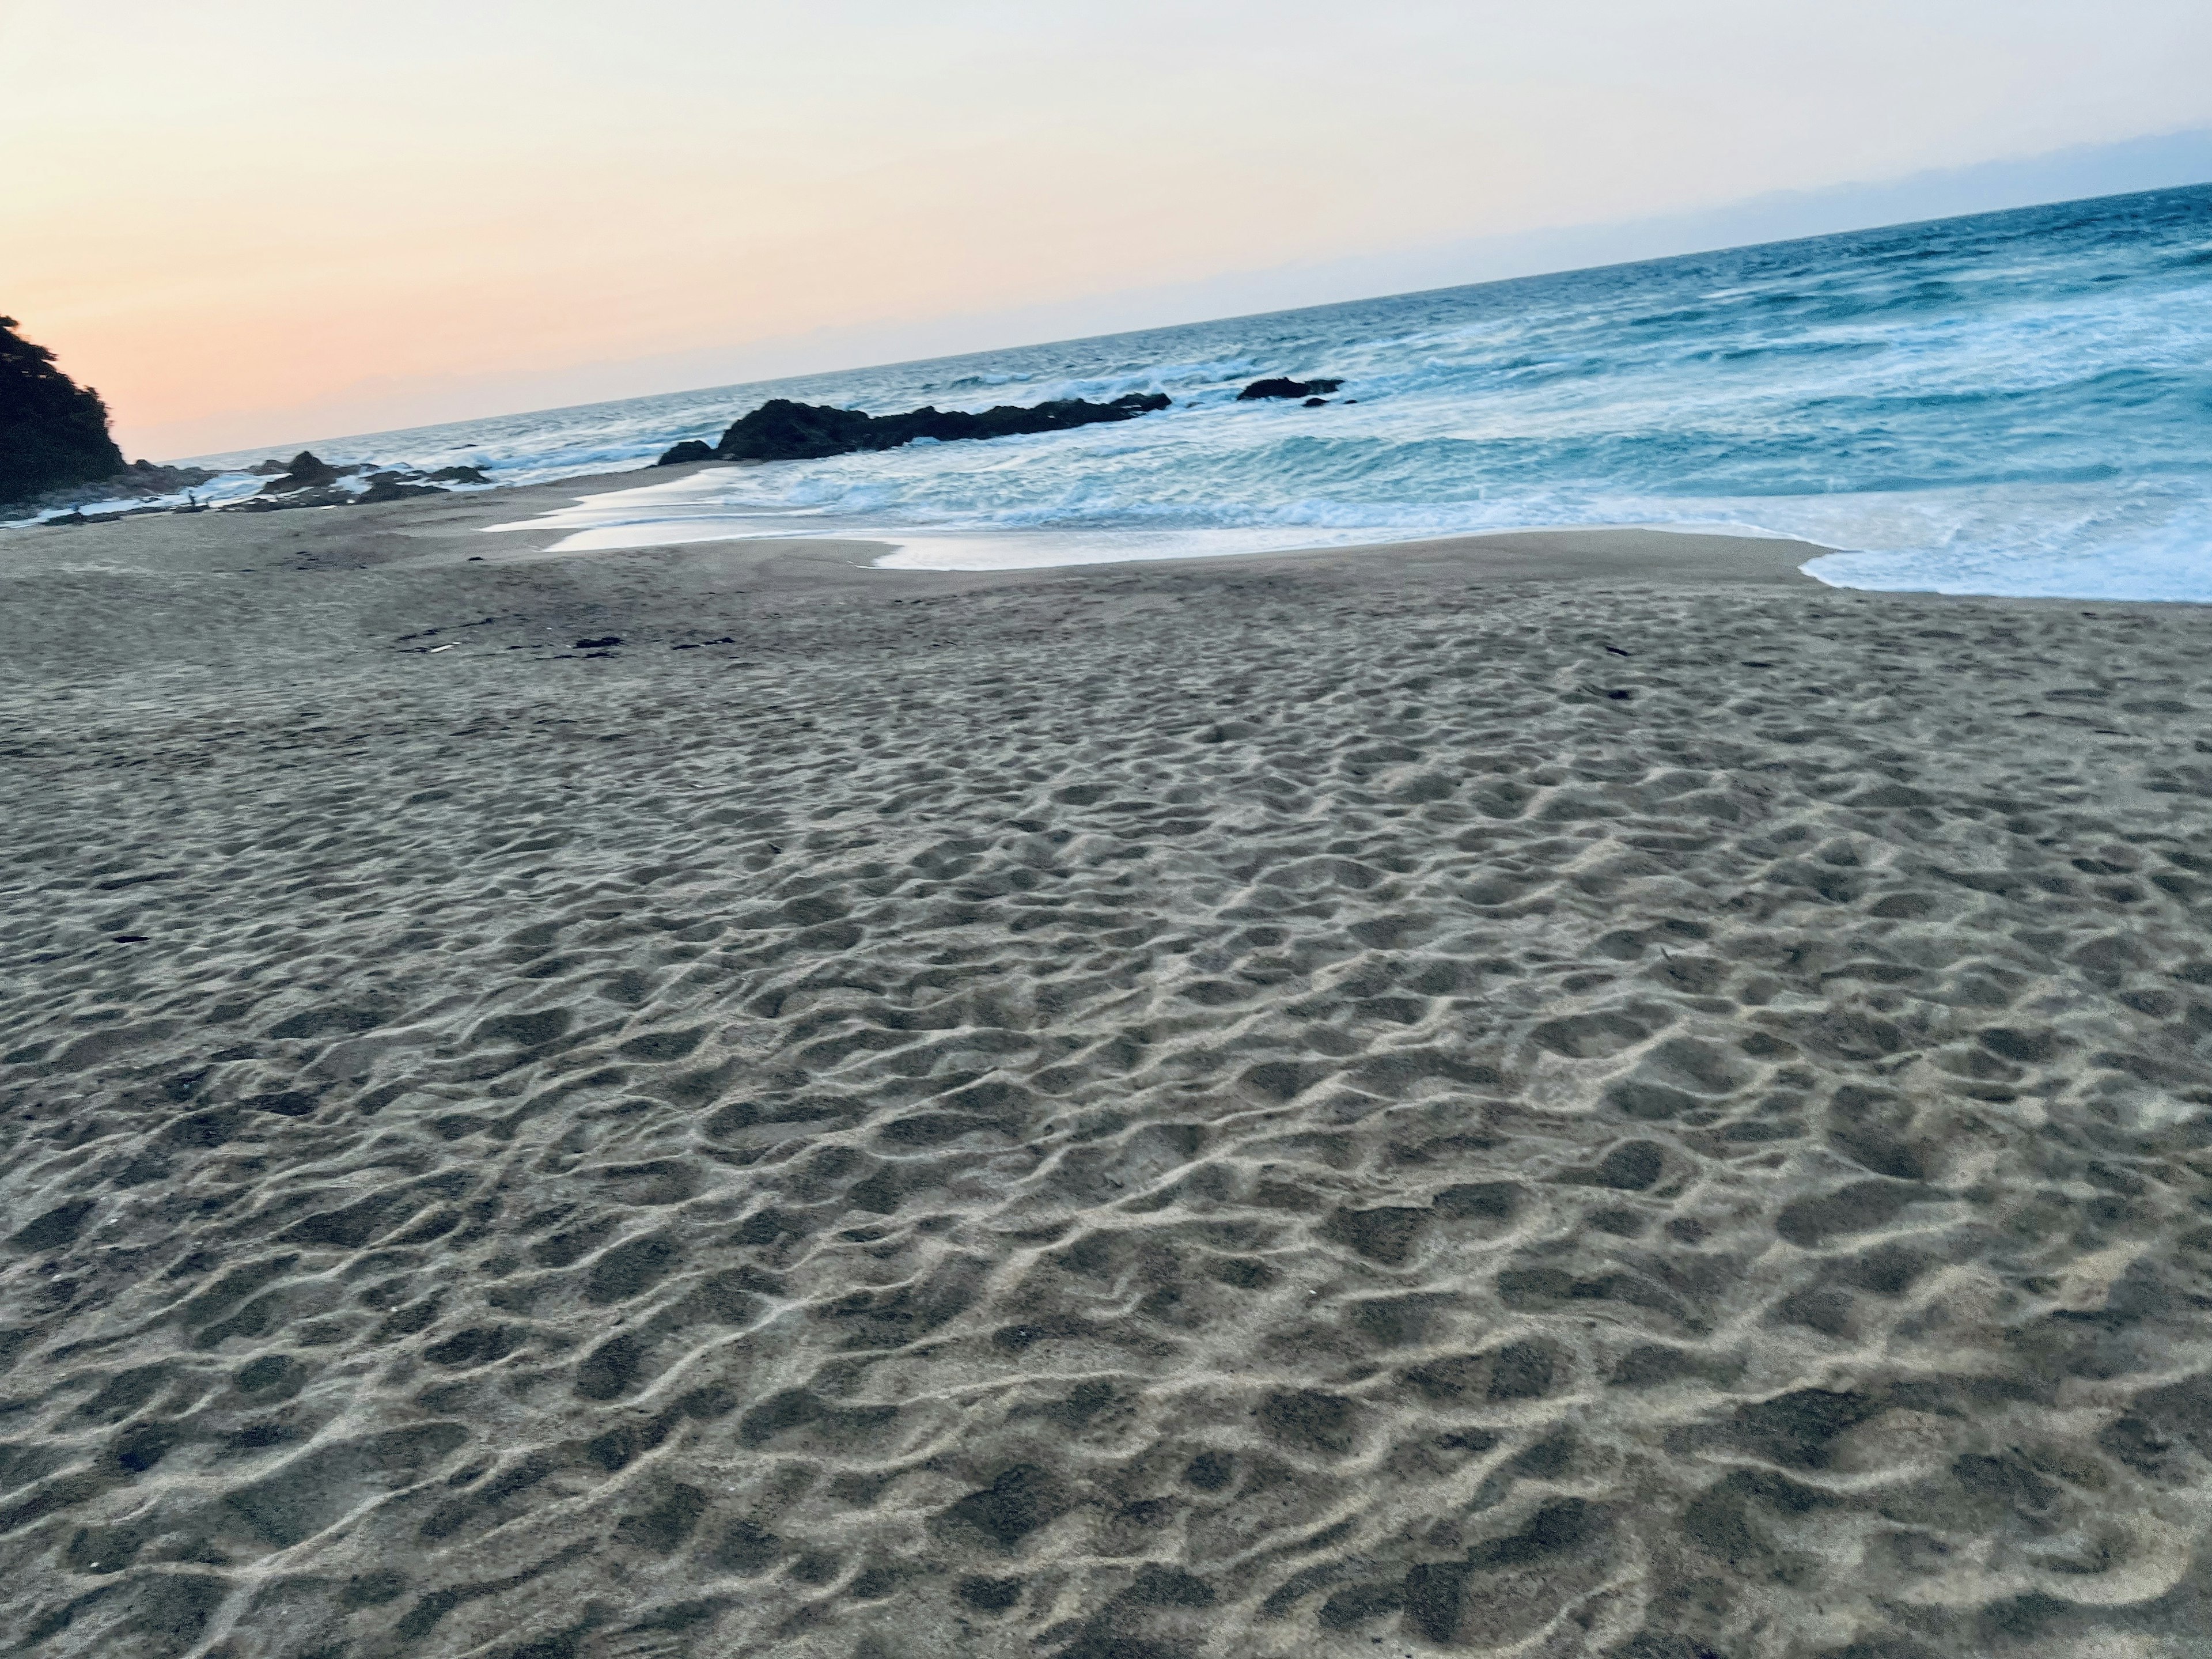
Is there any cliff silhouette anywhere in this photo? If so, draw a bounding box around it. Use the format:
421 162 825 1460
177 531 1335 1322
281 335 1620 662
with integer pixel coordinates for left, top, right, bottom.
1 316 126 505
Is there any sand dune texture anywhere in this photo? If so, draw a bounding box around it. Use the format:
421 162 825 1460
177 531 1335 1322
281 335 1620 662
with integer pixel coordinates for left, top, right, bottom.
4 493 2212 1659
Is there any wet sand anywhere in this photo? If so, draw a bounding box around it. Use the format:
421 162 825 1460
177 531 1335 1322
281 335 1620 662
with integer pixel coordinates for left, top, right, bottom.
4 480 2211 1659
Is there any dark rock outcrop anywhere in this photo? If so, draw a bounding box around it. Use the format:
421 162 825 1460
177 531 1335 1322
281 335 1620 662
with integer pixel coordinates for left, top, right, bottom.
6 457 221 520
221 454 463 513
256 452 342 495
0 316 126 505
42 506 169 528
710 392 1170 463
357 479 448 505
120 459 218 493
657 440 715 467
1237 377 1343 401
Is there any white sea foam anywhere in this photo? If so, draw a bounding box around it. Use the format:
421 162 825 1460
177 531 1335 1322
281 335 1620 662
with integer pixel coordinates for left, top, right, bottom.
189 185 2212 600
2 470 267 528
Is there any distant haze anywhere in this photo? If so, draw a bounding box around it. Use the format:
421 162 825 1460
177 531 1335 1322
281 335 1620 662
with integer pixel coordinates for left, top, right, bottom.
4 0 2208 461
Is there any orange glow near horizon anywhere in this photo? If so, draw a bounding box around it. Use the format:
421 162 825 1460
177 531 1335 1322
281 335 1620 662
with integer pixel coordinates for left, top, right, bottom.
6 0 2210 460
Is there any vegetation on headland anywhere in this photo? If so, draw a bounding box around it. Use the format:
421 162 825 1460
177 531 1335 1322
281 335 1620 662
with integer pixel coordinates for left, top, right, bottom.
0 316 126 505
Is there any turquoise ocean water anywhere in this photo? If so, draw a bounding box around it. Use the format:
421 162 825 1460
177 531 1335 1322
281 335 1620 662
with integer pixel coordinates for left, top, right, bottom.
172 183 2212 596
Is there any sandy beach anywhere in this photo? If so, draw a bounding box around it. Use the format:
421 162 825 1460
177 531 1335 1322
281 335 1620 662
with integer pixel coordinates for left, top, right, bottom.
5 479 2211 1659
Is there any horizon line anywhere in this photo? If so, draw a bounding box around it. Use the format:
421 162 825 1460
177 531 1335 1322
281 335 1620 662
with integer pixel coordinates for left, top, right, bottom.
163 160 2212 467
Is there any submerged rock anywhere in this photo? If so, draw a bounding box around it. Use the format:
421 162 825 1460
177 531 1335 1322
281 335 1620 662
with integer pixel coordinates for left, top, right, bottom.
710 392 1171 463
656 440 715 466
0 316 127 506
426 465 491 484
1237 376 1344 401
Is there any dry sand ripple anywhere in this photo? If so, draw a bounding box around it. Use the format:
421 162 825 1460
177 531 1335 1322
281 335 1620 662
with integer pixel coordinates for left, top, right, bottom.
3 498 2212 1658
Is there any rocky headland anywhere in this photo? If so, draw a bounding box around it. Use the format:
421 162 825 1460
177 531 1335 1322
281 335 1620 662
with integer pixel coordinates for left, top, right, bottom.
0 317 139 511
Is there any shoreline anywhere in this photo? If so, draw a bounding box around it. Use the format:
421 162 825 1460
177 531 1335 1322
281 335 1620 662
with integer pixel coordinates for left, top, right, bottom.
3 457 1839 597
14 454 2189 607
478 459 1842 578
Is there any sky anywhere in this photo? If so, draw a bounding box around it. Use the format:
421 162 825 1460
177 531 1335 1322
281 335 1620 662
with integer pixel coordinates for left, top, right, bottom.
5 0 2210 461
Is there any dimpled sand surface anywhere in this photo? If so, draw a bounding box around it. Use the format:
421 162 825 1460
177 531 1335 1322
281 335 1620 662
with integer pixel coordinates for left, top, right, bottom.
4 495 2212 1659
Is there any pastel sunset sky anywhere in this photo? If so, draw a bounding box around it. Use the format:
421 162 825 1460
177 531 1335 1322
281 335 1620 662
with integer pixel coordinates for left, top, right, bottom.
6 0 2210 459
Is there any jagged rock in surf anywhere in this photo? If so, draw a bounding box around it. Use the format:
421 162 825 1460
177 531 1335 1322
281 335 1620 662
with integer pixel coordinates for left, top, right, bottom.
220 454 466 512
656 440 715 466
710 392 1171 463
256 451 342 495
1237 376 1344 401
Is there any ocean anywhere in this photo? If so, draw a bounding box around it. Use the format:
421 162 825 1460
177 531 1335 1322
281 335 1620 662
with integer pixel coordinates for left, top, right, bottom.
177 182 2212 597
